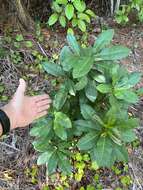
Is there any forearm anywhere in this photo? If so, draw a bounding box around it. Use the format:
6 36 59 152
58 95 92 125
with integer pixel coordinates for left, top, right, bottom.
0 123 2 136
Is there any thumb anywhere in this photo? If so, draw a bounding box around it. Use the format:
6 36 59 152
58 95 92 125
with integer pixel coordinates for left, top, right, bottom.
16 78 26 95
11 79 27 109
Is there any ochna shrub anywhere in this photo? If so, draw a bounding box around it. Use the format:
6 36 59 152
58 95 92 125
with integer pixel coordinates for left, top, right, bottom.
30 29 142 176
115 0 143 24
47 0 96 33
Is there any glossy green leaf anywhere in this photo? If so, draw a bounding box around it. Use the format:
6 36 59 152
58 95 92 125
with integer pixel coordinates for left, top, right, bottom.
136 87 143 96
66 79 76 96
59 15 66 27
95 46 130 61
47 151 58 175
30 118 52 137
85 9 96 18
67 34 80 54
114 89 139 103
93 74 106 83
128 72 142 87
75 76 88 91
73 56 94 78
42 61 64 77
56 0 68 5
32 137 52 152
120 129 137 142
53 87 68 110
78 19 86 32
80 104 95 120
72 18 78 27
96 84 111 93
85 80 97 102
74 0 86 12
93 29 114 52
48 13 59 26
113 144 128 162
74 120 101 132
52 2 62 13
57 152 72 174
60 46 77 71
78 13 90 23
93 137 113 167
37 150 54 165
54 112 72 140
77 132 100 150
65 4 74 20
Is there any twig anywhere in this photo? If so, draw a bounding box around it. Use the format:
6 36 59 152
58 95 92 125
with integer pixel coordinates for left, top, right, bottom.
129 162 142 190
0 142 20 152
36 41 48 57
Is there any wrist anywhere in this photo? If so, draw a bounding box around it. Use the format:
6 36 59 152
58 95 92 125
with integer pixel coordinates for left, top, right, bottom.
1 105 17 130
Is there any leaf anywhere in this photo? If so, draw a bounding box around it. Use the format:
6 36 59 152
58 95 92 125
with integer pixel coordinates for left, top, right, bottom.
67 34 80 54
73 0 86 12
30 118 52 137
48 13 59 26
118 118 139 129
120 129 137 142
47 151 58 175
80 104 95 120
52 1 62 13
65 4 74 20
114 89 139 103
110 134 122 146
73 56 94 78
74 120 101 132
113 144 128 162
85 80 97 102
75 76 88 91
32 137 52 152
59 15 66 27
25 41 33 48
77 132 100 150
56 0 68 5
53 87 68 110
78 19 86 32
93 74 106 83
54 112 72 140
60 46 76 71
136 87 143 96
66 79 76 96
96 84 111 93
42 61 64 77
128 72 142 87
78 13 90 23
67 28 74 35
85 9 96 18
57 152 72 174
93 137 113 167
37 150 54 165
72 18 78 27
93 29 114 52
15 34 24 42
95 46 130 61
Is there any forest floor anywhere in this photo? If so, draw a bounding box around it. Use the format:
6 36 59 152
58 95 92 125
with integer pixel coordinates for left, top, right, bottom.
0 19 143 190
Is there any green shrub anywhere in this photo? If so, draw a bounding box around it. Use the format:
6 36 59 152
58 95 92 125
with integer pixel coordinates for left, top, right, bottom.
30 29 142 176
115 0 143 24
47 0 96 33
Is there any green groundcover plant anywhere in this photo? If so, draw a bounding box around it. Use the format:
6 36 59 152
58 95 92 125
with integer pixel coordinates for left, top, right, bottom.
30 29 142 176
115 0 143 24
47 0 96 33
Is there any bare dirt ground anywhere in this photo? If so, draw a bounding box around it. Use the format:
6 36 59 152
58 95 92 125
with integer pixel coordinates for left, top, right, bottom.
0 23 143 190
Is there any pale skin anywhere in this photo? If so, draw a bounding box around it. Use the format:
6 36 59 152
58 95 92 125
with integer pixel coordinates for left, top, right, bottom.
0 79 51 136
